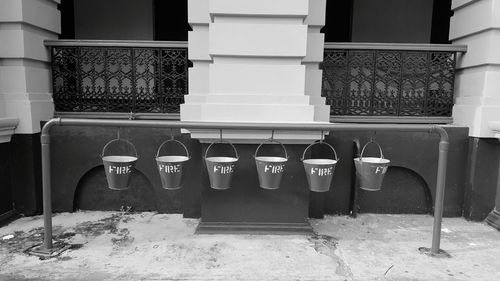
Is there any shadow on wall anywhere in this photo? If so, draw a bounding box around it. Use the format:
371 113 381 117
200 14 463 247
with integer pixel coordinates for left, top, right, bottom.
73 165 156 211
356 166 432 214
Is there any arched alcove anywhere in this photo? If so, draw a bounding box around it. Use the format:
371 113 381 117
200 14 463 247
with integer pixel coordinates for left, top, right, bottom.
73 165 157 211
357 166 432 214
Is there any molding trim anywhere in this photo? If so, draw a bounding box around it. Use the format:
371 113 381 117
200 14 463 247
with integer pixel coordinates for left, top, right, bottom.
44 40 188 48
330 116 453 124
488 121 500 140
0 118 19 143
324 42 467 53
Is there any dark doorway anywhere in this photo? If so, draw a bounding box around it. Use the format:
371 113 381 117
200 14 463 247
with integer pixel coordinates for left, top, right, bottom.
323 0 353 42
59 0 75 39
430 0 452 43
154 0 189 41
323 0 452 44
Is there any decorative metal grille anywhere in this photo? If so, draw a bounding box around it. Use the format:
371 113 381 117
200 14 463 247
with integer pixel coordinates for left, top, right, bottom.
322 47 458 117
50 43 188 114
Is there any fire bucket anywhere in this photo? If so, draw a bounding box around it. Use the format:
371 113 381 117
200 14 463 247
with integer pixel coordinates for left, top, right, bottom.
205 141 239 190
155 139 190 190
254 140 288 190
101 138 138 190
301 141 338 192
354 141 390 191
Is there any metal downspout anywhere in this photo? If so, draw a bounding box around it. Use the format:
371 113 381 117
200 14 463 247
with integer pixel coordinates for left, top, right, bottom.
429 125 450 256
40 118 61 251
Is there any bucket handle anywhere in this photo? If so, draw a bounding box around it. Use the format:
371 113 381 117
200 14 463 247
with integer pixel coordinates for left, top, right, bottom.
205 141 239 160
155 139 190 159
301 141 338 161
359 140 385 161
101 138 138 158
254 139 288 159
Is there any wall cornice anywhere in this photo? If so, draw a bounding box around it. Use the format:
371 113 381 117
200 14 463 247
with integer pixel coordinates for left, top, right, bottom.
0 118 19 143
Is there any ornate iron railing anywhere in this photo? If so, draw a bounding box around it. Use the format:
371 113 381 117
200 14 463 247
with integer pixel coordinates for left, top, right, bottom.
322 43 467 122
45 40 188 116
46 41 466 122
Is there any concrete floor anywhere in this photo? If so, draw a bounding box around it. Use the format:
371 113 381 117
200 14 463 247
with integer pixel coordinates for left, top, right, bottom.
0 212 499 281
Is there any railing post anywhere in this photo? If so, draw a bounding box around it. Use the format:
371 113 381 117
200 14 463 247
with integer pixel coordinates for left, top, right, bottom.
419 125 450 257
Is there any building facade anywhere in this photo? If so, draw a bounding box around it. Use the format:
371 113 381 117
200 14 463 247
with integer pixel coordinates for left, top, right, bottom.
0 0 499 231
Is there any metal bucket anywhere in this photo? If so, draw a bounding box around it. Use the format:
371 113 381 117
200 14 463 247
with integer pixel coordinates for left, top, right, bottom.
101 138 138 190
354 141 390 191
205 141 239 190
302 141 338 192
155 139 190 190
254 140 288 190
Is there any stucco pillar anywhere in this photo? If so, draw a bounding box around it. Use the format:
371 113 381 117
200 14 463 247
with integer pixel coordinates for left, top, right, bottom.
0 0 60 134
182 0 329 141
450 0 500 138
450 0 500 225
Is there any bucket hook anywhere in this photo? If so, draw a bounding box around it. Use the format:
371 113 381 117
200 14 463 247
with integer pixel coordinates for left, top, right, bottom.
370 131 377 143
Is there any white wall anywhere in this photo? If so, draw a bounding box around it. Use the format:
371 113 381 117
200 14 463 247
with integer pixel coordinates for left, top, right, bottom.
450 0 500 137
74 0 153 40
0 0 60 134
351 0 433 43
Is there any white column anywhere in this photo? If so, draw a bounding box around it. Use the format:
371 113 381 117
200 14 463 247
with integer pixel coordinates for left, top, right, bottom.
304 0 329 122
0 0 60 134
182 0 329 141
450 0 500 137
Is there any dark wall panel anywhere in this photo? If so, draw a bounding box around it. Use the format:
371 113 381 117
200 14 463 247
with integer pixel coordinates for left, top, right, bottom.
48 126 469 220
50 126 199 216
10 134 43 216
0 142 13 216
322 127 469 217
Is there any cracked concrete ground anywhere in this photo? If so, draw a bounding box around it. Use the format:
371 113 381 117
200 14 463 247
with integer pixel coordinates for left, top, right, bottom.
0 212 499 281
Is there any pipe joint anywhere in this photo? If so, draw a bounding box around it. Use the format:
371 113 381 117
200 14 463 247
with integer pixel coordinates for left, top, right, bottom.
439 141 449 151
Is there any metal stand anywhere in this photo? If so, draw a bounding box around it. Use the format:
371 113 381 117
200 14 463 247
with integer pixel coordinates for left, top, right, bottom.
25 242 71 259
418 247 451 258
40 118 450 257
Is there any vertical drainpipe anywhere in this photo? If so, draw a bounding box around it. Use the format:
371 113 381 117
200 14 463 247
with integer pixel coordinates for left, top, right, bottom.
40 118 61 251
431 125 449 254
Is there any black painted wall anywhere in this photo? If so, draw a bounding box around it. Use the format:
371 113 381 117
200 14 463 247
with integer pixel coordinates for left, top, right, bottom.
9 134 43 216
200 143 310 225
321 128 469 217
49 126 201 217
47 126 473 221
0 142 13 218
